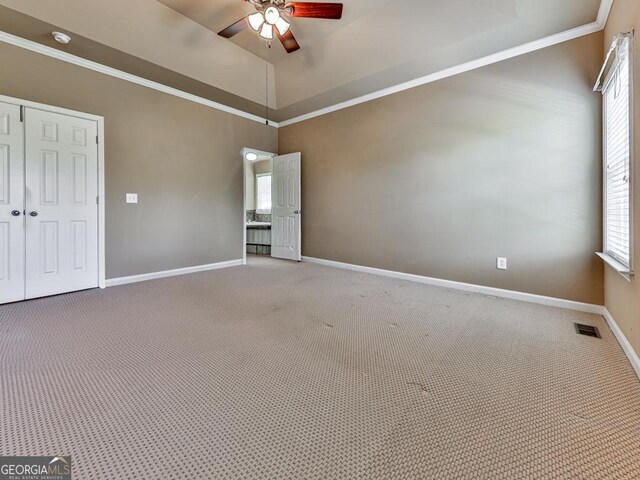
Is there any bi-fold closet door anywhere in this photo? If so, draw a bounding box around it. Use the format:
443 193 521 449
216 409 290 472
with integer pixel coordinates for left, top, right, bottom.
0 101 99 304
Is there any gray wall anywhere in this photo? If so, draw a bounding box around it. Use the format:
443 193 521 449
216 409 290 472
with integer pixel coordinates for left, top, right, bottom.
280 33 604 304
604 0 640 356
0 42 277 279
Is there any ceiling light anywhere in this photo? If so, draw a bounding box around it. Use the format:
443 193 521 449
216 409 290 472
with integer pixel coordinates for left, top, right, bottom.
259 23 274 40
275 17 291 36
52 31 71 45
264 7 280 25
245 152 258 161
248 12 265 31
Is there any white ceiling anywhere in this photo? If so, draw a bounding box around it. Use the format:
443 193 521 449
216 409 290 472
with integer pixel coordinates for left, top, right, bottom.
0 0 602 119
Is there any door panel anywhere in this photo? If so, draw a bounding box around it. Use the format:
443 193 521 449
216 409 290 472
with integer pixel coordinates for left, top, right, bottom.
25 108 99 299
0 102 25 303
271 153 301 261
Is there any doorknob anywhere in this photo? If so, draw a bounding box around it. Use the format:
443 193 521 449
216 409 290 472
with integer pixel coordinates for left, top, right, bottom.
11 210 21 217
29 211 38 217
294 210 301 214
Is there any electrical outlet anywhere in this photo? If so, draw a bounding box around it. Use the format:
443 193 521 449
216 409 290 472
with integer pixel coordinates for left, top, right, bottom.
126 193 138 204
497 257 508 270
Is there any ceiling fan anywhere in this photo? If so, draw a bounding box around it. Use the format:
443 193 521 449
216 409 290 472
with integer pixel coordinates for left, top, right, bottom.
218 0 344 54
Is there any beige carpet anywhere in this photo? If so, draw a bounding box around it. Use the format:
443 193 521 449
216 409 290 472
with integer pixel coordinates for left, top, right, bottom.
1 256 639 479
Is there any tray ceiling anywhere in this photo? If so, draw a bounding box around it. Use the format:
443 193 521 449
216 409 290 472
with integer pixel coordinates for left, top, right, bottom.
0 0 603 121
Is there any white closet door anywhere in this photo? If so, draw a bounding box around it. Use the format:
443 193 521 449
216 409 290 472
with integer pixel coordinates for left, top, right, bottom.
271 152 301 261
24 108 99 299
0 102 25 303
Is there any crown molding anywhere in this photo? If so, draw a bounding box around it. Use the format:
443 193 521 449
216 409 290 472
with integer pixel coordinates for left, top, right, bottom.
0 0 612 129
0 30 279 128
597 0 614 27
279 7 612 127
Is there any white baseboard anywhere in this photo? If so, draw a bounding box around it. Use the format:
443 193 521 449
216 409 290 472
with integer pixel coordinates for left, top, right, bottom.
302 257 640 379
105 259 243 287
301 256 604 315
602 309 640 380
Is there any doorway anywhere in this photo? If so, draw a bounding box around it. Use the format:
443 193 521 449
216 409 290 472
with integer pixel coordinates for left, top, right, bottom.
244 149 274 260
241 148 302 264
0 95 105 304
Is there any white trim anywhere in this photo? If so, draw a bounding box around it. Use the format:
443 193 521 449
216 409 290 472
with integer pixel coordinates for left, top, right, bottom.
602 308 640 380
302 256 604 315
280 21 604 127
599 33 635 282
0 30 278 128
597 0 614 26
105 259 243 287
0 0 613 128
596 252 634 282
0 94 107 291
97 119 106 288
0 93 103 122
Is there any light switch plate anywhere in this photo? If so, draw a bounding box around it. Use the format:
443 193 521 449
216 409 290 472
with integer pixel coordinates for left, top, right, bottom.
497 257 508 270
126 193 138 204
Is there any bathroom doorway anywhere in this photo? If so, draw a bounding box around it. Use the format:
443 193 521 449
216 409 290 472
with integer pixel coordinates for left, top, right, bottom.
242 148 302 265
242 148 276 264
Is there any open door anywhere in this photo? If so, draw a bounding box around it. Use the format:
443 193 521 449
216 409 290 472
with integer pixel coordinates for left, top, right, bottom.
271 153 301 261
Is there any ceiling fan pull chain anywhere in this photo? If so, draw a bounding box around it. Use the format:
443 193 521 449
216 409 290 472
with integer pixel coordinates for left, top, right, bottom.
265 40 270 126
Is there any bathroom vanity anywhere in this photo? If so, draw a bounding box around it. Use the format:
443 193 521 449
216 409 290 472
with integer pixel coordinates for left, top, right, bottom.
246 220 271 255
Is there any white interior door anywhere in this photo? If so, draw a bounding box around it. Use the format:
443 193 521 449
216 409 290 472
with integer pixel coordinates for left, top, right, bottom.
24 108 99 299
271 152 301 261
0 102 25 303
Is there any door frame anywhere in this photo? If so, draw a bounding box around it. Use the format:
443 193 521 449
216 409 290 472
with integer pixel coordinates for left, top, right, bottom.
0 94 107 289
241 147 276 265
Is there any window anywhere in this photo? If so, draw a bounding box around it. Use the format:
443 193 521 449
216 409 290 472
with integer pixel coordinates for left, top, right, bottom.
256 173 272 213
600 35 634 280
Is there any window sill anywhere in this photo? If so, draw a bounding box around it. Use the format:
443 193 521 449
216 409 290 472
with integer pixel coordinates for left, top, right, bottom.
596 252 635 283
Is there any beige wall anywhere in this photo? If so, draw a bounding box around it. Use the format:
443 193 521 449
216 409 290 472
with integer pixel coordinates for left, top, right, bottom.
245 161 256 211
280 33 604 305
0 42 277 279
604 0 640 356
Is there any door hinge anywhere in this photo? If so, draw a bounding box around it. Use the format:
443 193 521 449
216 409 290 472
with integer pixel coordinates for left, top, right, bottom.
96 196 99 205
96 135 99 144
19 106 24 123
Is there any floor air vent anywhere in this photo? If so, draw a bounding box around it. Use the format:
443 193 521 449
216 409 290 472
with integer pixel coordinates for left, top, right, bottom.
574 323 601 338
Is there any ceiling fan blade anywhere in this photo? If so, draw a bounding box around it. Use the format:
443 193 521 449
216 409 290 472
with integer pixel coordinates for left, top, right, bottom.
218 17 249 38
278 29 301 53
285 2 343 19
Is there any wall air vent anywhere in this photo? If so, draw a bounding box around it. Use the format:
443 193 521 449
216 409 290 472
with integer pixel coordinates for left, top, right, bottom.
574 323 601 338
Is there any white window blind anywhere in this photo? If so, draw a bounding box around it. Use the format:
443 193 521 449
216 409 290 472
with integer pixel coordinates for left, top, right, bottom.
603 36 633 270
256 173 272 213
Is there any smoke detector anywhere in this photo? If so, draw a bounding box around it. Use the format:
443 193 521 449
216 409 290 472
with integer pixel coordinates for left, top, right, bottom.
52 32 71 45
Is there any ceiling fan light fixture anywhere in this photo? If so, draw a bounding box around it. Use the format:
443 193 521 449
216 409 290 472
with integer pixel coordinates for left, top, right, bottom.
259 23 274 40
264 6 280 25
275 17 291 36
248 12 265 31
